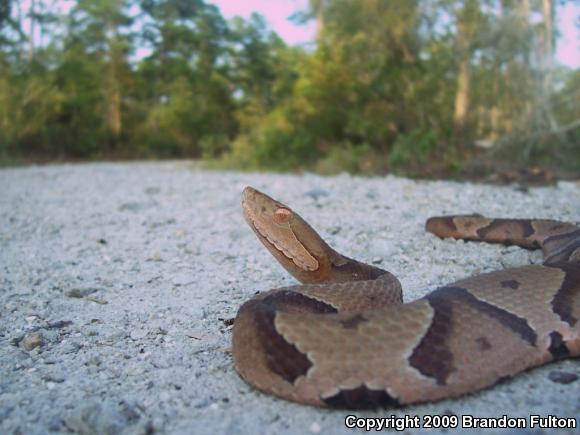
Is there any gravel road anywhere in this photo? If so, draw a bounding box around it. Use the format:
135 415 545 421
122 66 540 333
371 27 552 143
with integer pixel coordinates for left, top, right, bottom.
1 161 578 434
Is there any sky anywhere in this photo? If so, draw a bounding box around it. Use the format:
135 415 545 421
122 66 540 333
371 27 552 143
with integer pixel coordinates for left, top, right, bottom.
17 0 580 68
207 0 579 69
209 0 316 47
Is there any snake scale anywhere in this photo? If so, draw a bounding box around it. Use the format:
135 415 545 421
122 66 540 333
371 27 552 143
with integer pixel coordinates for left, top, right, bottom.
232 186 580 408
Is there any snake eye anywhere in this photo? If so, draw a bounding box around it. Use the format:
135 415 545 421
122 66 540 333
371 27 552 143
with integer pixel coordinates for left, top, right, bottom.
273 208 292 224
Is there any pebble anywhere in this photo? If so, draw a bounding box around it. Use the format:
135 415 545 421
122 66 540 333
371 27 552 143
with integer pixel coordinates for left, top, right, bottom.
65 288 97 298
64 401 150 435
172 272 194 286
22 331 43 351
85 355 102 366
42 373 66 383
500 250 532 268
304 187 329 200
127 366 146 376
309 422 322 433
130 329 148 340
548 371 578 384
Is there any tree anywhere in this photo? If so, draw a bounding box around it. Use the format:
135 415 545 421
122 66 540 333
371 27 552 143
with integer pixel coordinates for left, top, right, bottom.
135 0 235 157
452 0 481 145
67 0 134 149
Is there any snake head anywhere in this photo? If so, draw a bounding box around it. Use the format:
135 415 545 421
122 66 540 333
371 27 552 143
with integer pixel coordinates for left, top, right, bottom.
242 186 334 282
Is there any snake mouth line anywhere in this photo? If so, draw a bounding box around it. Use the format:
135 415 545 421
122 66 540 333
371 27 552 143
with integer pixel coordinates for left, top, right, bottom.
253 217 319 272
243 199 319 272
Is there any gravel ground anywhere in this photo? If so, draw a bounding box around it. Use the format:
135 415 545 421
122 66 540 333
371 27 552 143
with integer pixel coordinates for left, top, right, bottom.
1 161 579 435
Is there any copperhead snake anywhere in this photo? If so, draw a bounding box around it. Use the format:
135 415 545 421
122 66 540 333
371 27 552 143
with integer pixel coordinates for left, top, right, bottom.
232 186 580 408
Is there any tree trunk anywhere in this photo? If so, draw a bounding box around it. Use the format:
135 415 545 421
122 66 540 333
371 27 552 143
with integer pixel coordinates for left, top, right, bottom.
28 0 35 61
106 24 122 148
106 70 121 146
453 54 470 132
516 0 532 131
312 0 325 40
452 0 478 149
540 0 561 139
541 0 553 89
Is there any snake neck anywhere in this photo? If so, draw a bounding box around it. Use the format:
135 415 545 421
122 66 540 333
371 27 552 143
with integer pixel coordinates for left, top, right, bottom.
325 250 390 283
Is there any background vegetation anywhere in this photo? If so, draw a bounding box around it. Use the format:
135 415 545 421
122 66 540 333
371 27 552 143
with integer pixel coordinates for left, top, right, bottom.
1 0 578 176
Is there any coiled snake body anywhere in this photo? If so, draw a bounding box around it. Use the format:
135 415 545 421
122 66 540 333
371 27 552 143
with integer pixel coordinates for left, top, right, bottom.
233 187 580 408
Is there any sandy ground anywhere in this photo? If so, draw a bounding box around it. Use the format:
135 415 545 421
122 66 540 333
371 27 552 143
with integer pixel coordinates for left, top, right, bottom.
0 161 578 435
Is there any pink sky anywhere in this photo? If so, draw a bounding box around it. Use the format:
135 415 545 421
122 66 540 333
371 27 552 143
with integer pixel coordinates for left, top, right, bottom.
208 0 579 68
554 1 579 68
209 0 316 46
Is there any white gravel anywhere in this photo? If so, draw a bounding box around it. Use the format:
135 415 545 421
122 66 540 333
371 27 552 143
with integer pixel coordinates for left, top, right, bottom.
0 161 578 434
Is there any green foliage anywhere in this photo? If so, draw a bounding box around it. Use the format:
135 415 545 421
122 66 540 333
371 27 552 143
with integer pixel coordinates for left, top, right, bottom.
229 103 318 170
315 142 378 174
389 129 438 169
0 0 578 175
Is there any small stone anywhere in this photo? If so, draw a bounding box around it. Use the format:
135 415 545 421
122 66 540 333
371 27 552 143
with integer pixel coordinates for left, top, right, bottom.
309 422 322 433
85 296 108 305
119 202 147 212
369 239 394 257
48 416 63 432
148 252 163 262
500 250 531 268
548 371 578 384
65 289 84 298
22 331 43 351
172 273 193 286
85 355 102 366
144 186 161 195
61 342 82 354
127 366 145 376
42 373 66 383
46 320 73 329
130 329 148 340
65 288 97 298
305 188 329 200
64 401 150 435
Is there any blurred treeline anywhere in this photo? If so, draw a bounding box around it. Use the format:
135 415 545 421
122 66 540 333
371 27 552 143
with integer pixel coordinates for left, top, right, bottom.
0 0 578 175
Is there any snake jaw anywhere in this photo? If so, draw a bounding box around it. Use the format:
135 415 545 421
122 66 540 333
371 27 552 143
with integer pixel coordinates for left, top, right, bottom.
242 187 320 273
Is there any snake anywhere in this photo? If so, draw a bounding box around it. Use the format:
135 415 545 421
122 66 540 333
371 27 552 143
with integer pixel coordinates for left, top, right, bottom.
232 186 580 408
